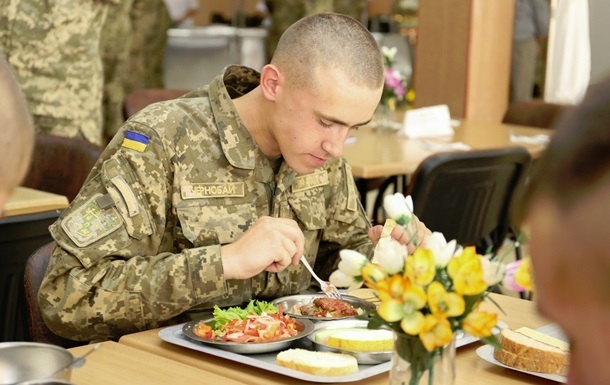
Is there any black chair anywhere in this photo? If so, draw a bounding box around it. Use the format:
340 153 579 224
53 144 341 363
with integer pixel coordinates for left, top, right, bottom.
21 134 104 202
374 147 531 254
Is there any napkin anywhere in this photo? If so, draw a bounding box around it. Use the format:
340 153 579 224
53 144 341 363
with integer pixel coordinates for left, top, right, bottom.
401 104 454 138
420 140 472 152
510 132 551 145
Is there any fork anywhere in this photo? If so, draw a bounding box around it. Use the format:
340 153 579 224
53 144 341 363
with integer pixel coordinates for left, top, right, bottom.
300 255 342 299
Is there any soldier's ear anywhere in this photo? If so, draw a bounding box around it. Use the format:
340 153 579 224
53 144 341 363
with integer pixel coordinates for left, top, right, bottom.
260 64 282 102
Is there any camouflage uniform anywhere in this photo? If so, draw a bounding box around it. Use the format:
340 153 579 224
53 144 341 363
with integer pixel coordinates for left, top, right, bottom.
126 0 172 92
40 66 373 341
100 0 135 142
267 0 366 58
0 0 116 146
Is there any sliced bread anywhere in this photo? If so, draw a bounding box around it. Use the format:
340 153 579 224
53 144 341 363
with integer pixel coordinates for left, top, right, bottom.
276 348 358 376
494 328 570 375
494 349 569 376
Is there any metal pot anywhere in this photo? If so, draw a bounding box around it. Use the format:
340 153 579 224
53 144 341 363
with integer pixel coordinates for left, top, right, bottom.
0 342 76 385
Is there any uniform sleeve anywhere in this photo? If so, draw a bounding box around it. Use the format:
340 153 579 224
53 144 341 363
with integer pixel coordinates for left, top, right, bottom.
39 121 228 341
315 160 374 279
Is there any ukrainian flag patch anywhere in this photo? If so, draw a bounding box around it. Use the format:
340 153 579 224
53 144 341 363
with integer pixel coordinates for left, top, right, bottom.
122 130 149 152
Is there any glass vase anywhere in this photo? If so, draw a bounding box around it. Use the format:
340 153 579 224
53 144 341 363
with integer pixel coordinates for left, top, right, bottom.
374 100 397 133
389 332 456 385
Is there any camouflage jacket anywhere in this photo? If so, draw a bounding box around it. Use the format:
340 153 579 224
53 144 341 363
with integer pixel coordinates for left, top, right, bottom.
40 66 373 341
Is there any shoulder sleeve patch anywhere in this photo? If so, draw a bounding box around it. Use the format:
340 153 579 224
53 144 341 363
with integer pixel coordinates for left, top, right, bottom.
61 193 123 247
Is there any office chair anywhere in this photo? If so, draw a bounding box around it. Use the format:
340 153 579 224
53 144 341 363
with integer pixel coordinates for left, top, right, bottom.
374 147 531 255
21 134 104 202
123 88 190 119
502 99 571 129
24 242 85 348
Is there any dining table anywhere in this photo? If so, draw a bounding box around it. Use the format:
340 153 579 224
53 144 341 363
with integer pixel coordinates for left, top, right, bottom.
116 293 560 385
344 120 552 208
69 341 244 385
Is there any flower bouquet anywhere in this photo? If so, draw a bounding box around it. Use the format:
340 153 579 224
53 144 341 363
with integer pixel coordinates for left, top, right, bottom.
330 193 533 385
374 46 408 131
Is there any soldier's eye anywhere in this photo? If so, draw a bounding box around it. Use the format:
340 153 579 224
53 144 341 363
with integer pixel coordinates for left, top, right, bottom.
318 119 332 128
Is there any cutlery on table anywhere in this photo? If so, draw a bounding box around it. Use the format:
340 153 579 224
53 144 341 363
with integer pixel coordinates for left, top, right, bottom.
300 255 342 299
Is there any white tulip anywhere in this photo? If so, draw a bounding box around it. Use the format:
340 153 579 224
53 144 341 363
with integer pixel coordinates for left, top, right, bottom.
374 238 407 275
481 255 507 286
383 193 414 224
422 232 460 268
330 270 363 289
381 46 398 60
338 249 369 276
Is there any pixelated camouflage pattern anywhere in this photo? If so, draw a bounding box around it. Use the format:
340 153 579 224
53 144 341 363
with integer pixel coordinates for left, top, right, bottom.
125 0 172 92
267 0 366 58
39 65 373 341
0 0 117 146
100 0 134 142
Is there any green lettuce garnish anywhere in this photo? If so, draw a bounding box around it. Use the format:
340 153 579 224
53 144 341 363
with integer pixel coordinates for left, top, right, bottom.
213 300 278 328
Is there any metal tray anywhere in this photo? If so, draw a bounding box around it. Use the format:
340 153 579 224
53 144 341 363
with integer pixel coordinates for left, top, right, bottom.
158 323 391 383
271 294 377 321
182 317 315 354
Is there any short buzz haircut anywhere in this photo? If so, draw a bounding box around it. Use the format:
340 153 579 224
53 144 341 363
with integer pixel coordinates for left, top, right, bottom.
271 13 384 90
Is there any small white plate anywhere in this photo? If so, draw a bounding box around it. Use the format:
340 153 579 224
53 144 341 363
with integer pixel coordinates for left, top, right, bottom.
475 323 568 383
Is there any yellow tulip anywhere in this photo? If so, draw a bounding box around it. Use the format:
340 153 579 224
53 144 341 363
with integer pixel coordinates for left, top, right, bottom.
448 247 487 295
515 257 535 292
462 311 498 338
427 281 465 318
419 314 453 352
406 248 436 286
361 262 387 288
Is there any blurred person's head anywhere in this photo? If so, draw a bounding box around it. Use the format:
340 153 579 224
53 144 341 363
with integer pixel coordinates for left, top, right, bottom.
517 77 610 385
248 13 383 175
0 55 34 211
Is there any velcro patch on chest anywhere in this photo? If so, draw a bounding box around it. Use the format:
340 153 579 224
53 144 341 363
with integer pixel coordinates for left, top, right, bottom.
181 183 246 199
291 171 329 193
61 194 123 247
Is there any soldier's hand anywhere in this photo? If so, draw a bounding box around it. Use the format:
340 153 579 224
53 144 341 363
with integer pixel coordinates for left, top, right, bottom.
368 215 431 254
220 216 304 279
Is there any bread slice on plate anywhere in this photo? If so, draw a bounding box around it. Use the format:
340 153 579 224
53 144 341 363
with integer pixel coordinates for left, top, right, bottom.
494 328 569 376
276 348 359 376
326 329 393 352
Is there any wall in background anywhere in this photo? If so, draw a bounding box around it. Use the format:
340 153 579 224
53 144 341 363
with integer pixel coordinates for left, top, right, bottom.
589 0 610 84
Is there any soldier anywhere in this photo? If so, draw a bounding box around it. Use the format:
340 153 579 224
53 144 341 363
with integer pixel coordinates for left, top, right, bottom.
0 55 34 211
100 0 135 143
39 13 429 342
0 0 115 146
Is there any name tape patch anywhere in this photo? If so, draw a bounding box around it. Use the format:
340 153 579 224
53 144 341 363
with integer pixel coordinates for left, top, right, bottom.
292 171 329 193
181 183 245 199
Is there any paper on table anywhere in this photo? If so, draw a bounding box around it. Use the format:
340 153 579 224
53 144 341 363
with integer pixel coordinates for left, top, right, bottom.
401 104 454 138
510 132 551 145
420 140 471 152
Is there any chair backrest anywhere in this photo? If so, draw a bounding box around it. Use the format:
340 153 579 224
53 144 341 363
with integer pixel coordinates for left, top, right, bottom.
24 242 85 348
407 147 531 254
123 88 190 119
21 134 103 202
502 99 571 129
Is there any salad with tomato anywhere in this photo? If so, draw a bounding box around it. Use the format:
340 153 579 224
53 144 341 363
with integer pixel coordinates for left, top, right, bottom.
193 300 302 343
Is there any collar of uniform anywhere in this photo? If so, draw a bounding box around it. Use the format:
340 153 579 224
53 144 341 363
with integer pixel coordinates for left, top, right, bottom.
209 65 261 170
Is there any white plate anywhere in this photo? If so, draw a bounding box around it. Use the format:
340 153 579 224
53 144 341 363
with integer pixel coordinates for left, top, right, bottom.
476 323 568 383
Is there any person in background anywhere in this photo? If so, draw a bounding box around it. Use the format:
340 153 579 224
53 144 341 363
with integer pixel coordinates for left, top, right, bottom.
39 13 430 342
266 0 366 59
126 0 173 92
163 0 199 28
0 0 114 146
0 55 34 211
100 0 135 143
516 77 610 385
510 0 550 101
